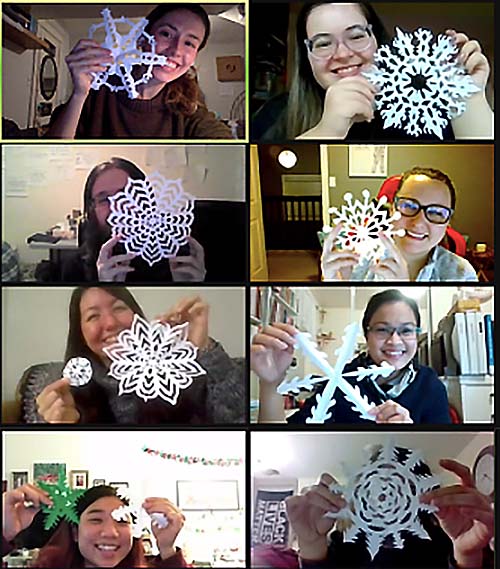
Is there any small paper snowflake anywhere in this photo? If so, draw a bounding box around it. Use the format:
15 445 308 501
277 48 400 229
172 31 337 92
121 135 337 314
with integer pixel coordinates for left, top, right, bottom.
89 8 169 99
38 465 86 530
325 190 405 262
363 27 480 138
103 314 206 404
278 323 394 423
150 512 169 529
326 440 440 560
111 505 168 537
107 173 195 266
63 357 92 387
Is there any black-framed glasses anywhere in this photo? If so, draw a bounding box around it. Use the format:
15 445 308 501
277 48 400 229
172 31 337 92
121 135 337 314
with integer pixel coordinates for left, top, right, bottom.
367 324 421 339
304 24 374 59
90 189 125 208
394 197 453 225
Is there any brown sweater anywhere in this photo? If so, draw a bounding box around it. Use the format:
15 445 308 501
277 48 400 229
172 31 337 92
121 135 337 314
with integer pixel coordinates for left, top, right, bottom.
49 85 233 139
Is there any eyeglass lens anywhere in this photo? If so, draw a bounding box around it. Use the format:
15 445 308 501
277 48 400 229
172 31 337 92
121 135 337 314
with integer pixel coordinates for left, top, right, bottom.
396 197 451 224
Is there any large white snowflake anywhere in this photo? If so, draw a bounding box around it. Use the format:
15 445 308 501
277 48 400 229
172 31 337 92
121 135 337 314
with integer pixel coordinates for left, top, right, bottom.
107 172 195 267
363 27 480 138
325 440 440 560
325 190 404 262
103 314 205 404
277 322 394 423
89 8 169 99
63 357 92 387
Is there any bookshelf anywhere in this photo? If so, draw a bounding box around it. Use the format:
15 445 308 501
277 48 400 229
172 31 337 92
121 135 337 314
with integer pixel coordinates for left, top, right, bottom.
3 15 50 51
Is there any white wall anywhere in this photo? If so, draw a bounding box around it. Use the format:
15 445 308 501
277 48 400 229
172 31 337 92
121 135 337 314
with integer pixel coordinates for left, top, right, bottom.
2 48 35 129
3 430 245 563
2 286 245 401
251 431 494 488
2 144 245 265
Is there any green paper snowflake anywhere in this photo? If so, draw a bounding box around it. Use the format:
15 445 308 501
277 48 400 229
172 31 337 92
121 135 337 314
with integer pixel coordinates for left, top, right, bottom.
38 465 86 530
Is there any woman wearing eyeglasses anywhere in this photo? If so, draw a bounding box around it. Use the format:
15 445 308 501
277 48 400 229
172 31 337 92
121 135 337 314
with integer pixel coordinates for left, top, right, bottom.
252 289 451 424
252 2 493 140
322 167 478 281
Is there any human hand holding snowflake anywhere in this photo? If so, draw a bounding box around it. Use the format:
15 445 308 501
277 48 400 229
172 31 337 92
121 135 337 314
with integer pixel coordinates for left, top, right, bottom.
445 30 490 91
168 236 207 282
97 234 137 282
286 472 346 561
154 295 209 350
2 484 53 542
251 323 297 385
321 223 361 281
64 39 114 99
36 378 80 424
420 458 494 568
142 498 185 560
369 232 411 281
367 400 413 423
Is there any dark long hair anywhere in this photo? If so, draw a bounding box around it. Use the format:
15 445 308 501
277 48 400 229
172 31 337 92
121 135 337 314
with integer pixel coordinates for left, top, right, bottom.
144 3 211 115
287 1 391 138
34 486 147 568
361 289 421 336
81 158 146 280
64 287 145 366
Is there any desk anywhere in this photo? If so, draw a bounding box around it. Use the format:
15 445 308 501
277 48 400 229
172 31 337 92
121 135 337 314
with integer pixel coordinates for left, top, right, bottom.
28 239 78 280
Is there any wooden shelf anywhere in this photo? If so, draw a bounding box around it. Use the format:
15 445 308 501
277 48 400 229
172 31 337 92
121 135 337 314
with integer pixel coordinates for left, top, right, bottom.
2 16 50 51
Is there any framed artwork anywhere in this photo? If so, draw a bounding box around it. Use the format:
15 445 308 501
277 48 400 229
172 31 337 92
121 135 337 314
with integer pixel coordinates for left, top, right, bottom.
33 463 66 484
11 470 29 489
348 145 388 177
176 480 240 511
70 470 89 489
109 482 129 496
92 479 106 486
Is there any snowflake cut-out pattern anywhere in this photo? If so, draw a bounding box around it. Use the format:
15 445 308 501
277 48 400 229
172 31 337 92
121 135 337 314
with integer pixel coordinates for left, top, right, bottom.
112 505 168 538
89 8 169 99
38 465 86 530
325 190 405 262
278 323 394 423
103 314 206 404
363 27 480 138
325 440 440 560
63 357 92 387
107 173 195 266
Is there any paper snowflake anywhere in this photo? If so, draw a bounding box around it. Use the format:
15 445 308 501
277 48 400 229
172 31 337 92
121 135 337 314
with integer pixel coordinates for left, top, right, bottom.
38 465 86 530
89 8 169 99
103 314 206 404
278 323 394 423
363 27 480 138
63 357 92 387
325 190 405 262
111 505 168 538
107 173 195 266
325 440 440 559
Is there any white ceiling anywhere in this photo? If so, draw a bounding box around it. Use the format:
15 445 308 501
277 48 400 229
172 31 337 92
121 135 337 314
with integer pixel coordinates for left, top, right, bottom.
251 432 492 481
307 287 430 310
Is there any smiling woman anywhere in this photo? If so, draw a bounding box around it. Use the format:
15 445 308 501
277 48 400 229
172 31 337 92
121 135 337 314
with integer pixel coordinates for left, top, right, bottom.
2 484 188 568
252 289 451 424
46 3 232 139
32 287 245 425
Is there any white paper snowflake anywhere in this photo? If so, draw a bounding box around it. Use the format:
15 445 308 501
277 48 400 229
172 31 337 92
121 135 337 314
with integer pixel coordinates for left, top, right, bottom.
363 27 480 138
89 8 169 99
112 505 168 537
277 323 394 423
107 173 195 267
150 512 169 529
103 314 205 404
63 357 92 387
325 190 405 262
325 440 440 560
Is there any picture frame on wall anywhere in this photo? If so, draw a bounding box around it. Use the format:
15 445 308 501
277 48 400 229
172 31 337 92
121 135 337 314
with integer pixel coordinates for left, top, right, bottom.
11 470 29 489
176 480 239 511
348 145 388 177
70 470 89 489
92 478 105 486
33 463 66 484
